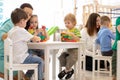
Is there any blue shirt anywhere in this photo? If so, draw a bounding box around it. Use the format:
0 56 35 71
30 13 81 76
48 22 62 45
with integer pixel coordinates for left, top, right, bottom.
96 26 115 52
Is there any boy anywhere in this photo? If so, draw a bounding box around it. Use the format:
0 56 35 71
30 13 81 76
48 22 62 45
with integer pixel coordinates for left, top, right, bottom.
8 8 44 80
96 15 115 56
58 13 80 79
0 3 33 77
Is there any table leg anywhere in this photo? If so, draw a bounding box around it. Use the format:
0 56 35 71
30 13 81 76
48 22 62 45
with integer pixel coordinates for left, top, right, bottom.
44 48 50 80
78 45 81 80
52 50 56 80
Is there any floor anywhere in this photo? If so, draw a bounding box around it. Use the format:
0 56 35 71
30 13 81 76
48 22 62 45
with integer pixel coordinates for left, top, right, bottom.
0 50 113 80
50 69 113 80
78 71 112 80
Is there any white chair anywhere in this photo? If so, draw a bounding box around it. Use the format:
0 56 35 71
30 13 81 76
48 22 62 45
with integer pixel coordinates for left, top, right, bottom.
92 42 112 76
84 40 112 76
4 38 38 80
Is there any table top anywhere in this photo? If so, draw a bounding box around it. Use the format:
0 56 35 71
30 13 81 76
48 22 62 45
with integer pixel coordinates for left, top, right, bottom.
28 41 83 44
28 41 84 49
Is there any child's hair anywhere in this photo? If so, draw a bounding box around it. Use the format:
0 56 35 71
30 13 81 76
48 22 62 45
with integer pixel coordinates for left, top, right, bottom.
20 3 33 10
64 13 76 26
101 16 110 25
31 15 38 18
11 8 28 24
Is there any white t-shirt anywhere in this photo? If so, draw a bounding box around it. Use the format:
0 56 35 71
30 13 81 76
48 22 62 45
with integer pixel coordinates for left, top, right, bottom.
80 27 97 51
8 26 33 63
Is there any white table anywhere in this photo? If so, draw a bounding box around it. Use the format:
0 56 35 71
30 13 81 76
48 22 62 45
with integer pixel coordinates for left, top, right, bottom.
28 41 84 80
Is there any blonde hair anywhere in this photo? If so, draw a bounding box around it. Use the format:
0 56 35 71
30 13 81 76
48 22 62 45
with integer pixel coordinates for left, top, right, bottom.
64 13 76 26
101 16 110 25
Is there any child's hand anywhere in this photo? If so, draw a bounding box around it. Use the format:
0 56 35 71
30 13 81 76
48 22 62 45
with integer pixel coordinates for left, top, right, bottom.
2 33 8 40
35 28 44 35
32 36 41 42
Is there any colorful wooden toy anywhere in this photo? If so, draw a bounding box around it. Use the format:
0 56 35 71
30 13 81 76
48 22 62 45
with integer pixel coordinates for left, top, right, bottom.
61 32 77 42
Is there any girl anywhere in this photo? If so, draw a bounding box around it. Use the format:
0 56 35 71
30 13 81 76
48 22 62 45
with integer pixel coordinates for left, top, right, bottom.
26 15 49 59
27 15 49 41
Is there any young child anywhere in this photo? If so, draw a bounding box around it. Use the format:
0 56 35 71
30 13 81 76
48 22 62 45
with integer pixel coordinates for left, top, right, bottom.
27 15 49 41
8 8 44 80
112 17 120 80
0 3 33 77
58 13 80 79
26 15 49 59
96 15 115 56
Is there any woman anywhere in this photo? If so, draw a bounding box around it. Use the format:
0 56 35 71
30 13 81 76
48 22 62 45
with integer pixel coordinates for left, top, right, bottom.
80 13 101 71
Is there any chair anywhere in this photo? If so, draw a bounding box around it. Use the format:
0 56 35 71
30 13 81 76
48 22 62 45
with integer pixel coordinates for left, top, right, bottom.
92 42 112 76
4 38 38 80
84 41 112 76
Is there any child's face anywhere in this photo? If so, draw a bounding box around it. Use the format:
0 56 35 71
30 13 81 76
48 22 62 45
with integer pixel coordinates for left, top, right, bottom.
107 21 111 28
30 16 38 29
64 20 74 29
20 19 27 28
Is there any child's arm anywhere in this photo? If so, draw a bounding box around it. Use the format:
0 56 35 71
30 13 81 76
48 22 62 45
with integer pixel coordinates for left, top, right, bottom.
109 31 115 40
42 30 50 40
41 26 49 40
37 27 50 41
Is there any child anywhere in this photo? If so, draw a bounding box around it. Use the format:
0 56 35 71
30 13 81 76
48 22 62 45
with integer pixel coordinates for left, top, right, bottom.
0 3 33 77
8 8 44 80
96 16 115 71
26 15 49 59
27 15 49 41
58 13 80 79
96 15 115 56
112 17 120 80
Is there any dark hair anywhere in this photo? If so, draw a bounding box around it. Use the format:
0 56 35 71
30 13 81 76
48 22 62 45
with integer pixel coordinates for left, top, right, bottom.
85 13 100 36
11 8 28 24
25 20 30 30
20 3 33 10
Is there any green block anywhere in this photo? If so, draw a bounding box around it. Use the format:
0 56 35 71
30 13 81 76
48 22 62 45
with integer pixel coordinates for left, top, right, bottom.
40 35 45 40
